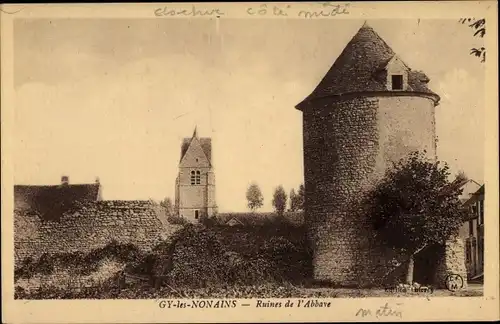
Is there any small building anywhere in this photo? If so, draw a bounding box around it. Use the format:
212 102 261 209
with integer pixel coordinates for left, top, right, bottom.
461 185 485 281
14 176 102 220
458 179 482 204
226 217 245 227
457 178 481 237
175 127 217 223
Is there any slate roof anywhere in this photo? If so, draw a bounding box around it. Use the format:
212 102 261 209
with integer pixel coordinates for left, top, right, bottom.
14 183 101 219
180 129 212 165
296 23 440 109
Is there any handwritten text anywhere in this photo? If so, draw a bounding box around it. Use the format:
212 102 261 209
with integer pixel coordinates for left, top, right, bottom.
297 3 350 18
356 303 403 319
154 5 225 17
246 3 350 18
153 3 351 19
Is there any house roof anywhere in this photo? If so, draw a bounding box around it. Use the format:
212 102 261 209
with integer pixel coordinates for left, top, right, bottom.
180 128 212 164
296 23 440 109
463 184 485 207
14 183 101 219
226 217 245 226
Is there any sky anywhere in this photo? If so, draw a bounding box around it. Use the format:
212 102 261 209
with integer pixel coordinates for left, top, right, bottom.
13 18 485 212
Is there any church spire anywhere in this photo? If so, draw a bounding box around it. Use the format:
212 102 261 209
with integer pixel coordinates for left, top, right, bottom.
193 126 198 138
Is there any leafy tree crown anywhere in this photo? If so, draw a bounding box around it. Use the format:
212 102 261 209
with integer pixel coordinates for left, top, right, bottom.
368 151 469 253
272 185 288 215
246 183 264 212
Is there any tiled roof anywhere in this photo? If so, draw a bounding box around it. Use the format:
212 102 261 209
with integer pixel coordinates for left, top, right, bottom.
297 23 440 109
14 183 101 220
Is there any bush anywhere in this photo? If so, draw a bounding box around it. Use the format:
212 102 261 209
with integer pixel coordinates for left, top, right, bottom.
127 223 312 288
226 256 275 285
125 224 278 288
200 215 219 227
14 257 37 281
162 225 230 287
15 241 144 280
15 280 304 299
167 214 189 225
258 235 313 283
37 254 55 275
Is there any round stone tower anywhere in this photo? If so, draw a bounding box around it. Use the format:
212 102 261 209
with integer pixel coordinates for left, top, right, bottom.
295 23 450 286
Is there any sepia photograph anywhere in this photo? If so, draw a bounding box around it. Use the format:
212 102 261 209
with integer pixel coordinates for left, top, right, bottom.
2 2 498 323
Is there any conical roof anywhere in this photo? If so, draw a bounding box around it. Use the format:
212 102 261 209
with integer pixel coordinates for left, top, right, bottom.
296 23 439 109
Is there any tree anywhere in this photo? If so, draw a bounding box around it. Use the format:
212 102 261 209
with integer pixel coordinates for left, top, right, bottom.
459 18 486 62
272 185 288 216
289 189 298 211
368 151 469 285
297 184 305 211
160 197 174 216
290 185 305 211
246 183 264 212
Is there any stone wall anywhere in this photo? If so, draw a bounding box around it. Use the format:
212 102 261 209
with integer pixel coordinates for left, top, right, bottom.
14 200 181 264
303 96 381 286
434 236 468 289
301 93 466 287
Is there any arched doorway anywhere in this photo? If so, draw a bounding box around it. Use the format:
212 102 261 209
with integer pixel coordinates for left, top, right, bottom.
413 244 444 285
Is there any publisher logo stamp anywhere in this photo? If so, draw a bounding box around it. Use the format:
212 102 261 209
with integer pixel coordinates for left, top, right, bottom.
445 274 464 291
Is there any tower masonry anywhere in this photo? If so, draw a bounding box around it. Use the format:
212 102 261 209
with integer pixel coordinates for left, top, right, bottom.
296 23 467 287
175 128 217 223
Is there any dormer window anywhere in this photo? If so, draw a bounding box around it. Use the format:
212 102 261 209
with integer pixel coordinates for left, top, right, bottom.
391 75 404 90
385 55 408 91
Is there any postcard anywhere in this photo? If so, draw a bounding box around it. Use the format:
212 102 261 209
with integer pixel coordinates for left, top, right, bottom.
1 1 498 323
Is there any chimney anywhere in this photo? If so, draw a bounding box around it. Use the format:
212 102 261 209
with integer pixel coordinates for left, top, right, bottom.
95 177 100 184
61 176 69 185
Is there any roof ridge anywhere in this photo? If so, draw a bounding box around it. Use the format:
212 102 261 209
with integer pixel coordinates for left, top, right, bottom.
15 183 99 187
469 179 482 186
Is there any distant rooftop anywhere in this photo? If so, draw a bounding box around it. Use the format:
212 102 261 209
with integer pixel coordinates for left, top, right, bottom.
14 176 101 220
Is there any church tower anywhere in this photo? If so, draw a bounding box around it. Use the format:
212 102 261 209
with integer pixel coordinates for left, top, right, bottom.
175 127 217 222
296 22 466 287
